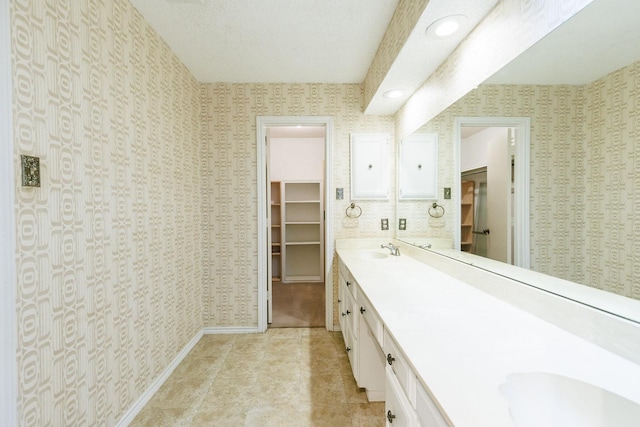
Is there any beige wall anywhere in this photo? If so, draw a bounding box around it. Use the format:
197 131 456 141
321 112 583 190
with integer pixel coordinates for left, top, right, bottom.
12 0 204 424
201 83 395 328
583 61 640 299
415 61 640 300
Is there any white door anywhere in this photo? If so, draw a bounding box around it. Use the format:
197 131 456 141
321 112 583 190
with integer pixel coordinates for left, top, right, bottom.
486 128 510 263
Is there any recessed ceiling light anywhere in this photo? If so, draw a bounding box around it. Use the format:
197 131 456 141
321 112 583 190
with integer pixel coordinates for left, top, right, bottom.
383 89 404 99
426 15 468 38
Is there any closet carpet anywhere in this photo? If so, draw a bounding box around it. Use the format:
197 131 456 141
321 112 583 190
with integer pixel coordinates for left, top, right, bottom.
270 282 325 328
130 328 385 426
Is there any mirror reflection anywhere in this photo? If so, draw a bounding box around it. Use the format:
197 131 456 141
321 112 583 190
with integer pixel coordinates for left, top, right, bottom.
396 0 640 312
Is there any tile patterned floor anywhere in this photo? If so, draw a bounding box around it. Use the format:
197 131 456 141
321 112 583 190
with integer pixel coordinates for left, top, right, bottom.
130 328 385 426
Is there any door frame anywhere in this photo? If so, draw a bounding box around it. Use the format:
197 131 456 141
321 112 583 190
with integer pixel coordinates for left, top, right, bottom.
454 117 531 268
1 0 17 423
256 116 333 332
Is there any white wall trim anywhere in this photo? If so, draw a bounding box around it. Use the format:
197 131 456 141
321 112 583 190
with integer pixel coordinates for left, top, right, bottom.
256 116 334 333
454 117 530 268
0 0 17 424
115 329 204 427
202 326 259 334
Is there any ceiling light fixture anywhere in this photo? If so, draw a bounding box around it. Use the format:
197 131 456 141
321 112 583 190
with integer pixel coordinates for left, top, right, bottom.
426 15 468 38
383 89 404 99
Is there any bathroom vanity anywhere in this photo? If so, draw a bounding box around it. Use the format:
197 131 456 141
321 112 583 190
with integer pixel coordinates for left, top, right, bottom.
336 239 640 426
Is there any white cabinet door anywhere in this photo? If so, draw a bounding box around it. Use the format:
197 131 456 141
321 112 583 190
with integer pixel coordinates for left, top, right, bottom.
384 332 416 406
357 314 385 401
416 381 448 427
385 366 417 427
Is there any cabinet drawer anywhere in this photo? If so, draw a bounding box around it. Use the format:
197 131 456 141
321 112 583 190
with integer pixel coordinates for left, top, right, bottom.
358 289 384 348
344 285 359 338
344 321 358 379
385 365 417 427
384 332 416 406
339 260 357 300
338 274 346 332
416 381 448 427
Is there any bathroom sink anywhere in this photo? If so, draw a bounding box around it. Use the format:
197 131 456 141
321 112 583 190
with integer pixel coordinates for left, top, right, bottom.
499 372 640 427
357 251 389 260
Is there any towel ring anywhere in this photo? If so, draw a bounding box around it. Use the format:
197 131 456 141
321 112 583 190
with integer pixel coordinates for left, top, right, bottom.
428 202 445 218
346 202 362 218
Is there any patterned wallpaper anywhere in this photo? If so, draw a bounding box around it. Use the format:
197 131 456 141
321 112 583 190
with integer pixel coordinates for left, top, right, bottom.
583 61 640 299
201 83 395 329
11 0 204 425
414 61 640 300
362 0 428 109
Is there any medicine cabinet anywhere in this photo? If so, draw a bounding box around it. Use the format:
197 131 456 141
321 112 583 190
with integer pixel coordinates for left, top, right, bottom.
350 133 390 200
398 133 438 200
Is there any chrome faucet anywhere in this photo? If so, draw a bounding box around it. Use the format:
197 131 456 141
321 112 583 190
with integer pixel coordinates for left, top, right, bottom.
381 243 400 256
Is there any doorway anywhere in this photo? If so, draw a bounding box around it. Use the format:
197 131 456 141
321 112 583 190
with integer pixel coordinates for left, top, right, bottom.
268 126 325 328
256 116 334 333
460 127 514 263
454 117 530 269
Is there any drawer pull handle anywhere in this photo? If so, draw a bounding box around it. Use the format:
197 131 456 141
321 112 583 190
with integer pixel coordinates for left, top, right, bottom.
341 312 346 317
387 353 395 365
360 307 366 314
346 346 351 352
346 281 351 287
338 299 341 303
346 310 351 315
387 410 396 423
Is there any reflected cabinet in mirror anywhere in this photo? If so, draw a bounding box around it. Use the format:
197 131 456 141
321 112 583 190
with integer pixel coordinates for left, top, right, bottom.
394 0 640 319
398 133 438 200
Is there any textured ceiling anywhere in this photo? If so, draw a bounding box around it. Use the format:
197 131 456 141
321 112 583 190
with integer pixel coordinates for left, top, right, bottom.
130 0 399 83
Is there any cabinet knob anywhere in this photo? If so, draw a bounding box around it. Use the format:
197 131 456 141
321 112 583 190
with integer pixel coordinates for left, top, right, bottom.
387 410 396 423
346 310 351 315
387 353 395 366
346 346 351 352
338 299 341 303
360 307 366 314
346 281 351 287
341 312 346 317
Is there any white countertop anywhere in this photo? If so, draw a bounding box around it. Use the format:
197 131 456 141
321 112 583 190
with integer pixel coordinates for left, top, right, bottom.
337 245 640 427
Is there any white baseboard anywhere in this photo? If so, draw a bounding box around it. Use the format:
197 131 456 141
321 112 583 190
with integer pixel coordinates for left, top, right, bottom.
203 326 259 334
115 329 203 427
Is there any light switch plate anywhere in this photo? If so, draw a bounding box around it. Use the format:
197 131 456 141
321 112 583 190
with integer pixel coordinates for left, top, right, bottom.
444 187 451 199
399 218 406 230
381 218 389 230
21 155 40 187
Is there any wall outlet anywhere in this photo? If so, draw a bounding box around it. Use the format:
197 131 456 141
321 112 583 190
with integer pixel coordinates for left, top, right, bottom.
399 218 406 230
381 218 389 230
444 187 451 199
336 188 344 200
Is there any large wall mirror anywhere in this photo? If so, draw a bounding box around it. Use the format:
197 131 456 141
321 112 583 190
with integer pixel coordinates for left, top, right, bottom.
395 0 640 322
